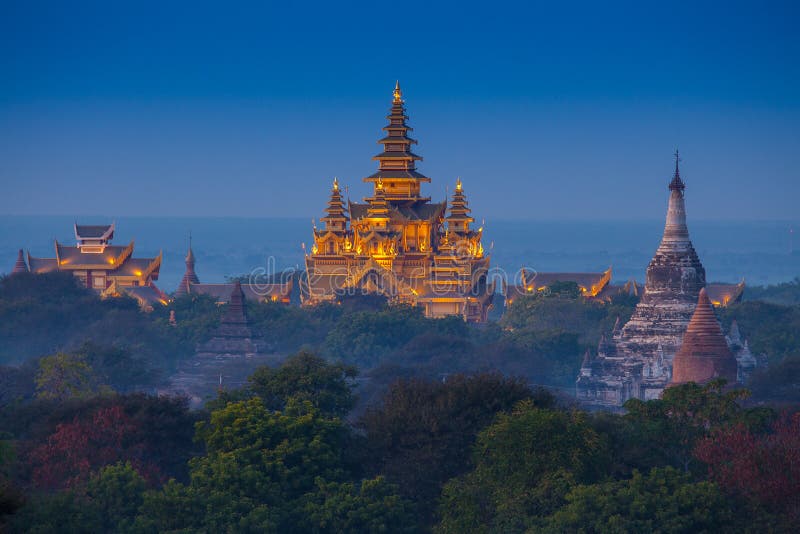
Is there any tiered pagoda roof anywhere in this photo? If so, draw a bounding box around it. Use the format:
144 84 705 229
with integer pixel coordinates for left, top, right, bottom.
671 288 738 385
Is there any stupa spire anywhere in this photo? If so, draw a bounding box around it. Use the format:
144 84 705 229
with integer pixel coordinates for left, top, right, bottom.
661 152 691 244
12 249 29 274
393 80 403 103
175 235 200 296
670 288 738 385
669 149 685 192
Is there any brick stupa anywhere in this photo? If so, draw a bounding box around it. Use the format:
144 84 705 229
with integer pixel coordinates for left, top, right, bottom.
671 288 738 385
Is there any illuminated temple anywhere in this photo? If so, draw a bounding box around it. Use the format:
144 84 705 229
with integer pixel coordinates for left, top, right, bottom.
576 155 754 407
302 83 493 322
12 223 167 310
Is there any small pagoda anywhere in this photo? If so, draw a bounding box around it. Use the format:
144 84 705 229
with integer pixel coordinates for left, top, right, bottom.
303 82 493 322
671 288 738 385
195 281 269 358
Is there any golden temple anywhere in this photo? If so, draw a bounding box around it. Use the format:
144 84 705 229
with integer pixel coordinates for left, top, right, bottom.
302 83 493 321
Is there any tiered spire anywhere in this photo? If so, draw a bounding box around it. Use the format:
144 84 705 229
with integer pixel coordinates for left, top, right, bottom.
12 249 29 274
365 82 430 201
661 151 691 244
671 288 738 385
367 179 391 220
175 237 200 296
321 178 349 232
446 178 475 234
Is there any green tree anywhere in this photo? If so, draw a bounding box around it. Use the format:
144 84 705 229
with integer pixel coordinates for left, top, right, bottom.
304 476 416 534
35 352 108 401
81 462 147 532
360 373 541 525
436 401 609 533
623 381 772 473
188 398 348 531
541 467 738 533
247 350 357 417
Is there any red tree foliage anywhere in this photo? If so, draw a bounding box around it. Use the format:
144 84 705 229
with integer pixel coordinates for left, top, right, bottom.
27 405 160 490
694 412 800 520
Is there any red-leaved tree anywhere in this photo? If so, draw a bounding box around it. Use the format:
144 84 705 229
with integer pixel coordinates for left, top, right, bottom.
694 412 800 521
27 405 160 490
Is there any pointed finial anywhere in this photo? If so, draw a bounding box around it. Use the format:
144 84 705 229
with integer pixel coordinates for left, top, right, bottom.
333 177 339 191
455 177 462 192
393 80 403 103
669 149 685 191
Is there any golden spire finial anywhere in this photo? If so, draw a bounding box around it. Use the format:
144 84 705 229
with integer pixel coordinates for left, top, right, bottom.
455 177 462 192
333 177 339 191
376 178 384 190
393 80 402 103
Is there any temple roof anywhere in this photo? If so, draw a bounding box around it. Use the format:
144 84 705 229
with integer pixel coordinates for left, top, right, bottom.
187 282 292 303
75 223 114 240
119 285 168 307
522 269 611 290
372 151 423 160
349 201 446 221
27 256 58 273
378 135 417 144
706 281 745 307
28 241 161 282
671 288 738 385
365 170 431 181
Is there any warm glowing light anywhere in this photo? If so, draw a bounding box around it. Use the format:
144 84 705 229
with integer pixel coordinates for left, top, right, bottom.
455 177 462 192
134 270 142 276
333 177 339 191
393 80 402 103
108 258 115 265
376 178 384 190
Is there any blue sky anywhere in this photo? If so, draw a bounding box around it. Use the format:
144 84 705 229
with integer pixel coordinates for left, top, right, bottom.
1 0 798 220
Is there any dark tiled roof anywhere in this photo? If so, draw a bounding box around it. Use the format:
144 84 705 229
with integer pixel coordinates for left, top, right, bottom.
189 282 291 303
523 270 608 289
349 201 445 221
120 285 167 306
115 257 160 276
28 257 58 273
372 151 423 160
365 170 430 181
75 224 114 238
55 243 129 264
378 135 417 144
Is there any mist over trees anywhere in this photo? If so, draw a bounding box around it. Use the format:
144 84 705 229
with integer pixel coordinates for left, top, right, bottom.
1 273 799 531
